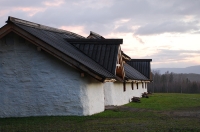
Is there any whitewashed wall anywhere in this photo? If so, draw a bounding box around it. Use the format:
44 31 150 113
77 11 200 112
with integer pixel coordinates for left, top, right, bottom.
0 34 104 117
80 77 104 115
104 82 147 106
143 83 148 93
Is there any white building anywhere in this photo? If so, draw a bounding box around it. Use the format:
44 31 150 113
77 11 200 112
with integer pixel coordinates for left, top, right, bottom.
0 16 152 118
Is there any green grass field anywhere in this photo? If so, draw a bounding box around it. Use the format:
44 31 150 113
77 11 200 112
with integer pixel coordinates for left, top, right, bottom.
126 93 200 110
0 93 200 132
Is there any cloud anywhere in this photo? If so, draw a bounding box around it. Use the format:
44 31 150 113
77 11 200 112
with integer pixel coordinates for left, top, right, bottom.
135 21 200 35
0 10 9 17
148 49 200 62
13 7 46 17
144 49 200 68
72 0 114 9
60 25 87 36
42 0 65 7
133 35 144 44
1 0 200 68
1 0 200 36
0 0 43 7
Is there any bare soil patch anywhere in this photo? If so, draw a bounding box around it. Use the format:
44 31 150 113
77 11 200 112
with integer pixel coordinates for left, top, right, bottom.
162 106 200 118
106 105 200 118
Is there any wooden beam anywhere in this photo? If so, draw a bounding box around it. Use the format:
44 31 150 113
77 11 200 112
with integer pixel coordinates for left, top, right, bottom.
115 46 125 80
131 81 134 90
0 24 14 38
104 79 116 82
123 81 126 92
81 73 84 77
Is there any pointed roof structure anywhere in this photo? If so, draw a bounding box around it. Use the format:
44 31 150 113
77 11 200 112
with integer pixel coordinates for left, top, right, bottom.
87 31 105 39
86 31 152 82
0 16 152 82
126 59 152 80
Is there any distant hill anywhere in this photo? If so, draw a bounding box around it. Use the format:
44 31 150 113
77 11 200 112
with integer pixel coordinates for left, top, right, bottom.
153 65 200 74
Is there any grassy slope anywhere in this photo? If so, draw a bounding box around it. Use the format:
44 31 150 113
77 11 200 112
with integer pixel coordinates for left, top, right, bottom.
0 93 200 132
126 93 200 110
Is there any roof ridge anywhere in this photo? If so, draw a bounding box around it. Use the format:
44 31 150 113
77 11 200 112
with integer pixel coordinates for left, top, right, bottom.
7 16 85 38
130 59 152 61
88 31 105 39
65 39 123 45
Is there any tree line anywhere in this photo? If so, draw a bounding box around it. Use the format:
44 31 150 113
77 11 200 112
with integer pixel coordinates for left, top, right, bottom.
148 71 200 93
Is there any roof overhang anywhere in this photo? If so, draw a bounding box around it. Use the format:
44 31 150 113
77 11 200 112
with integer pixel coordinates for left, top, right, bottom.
65 39 123 45
126 80 151 83
130 59 152 62
6 16 85 38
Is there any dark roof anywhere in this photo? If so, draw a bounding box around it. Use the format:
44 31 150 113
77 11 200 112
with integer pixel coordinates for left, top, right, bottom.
87 31 105 39
126 59 152 79
128 59 152 62
3 16 152 82
6 16 117 80
66 39 122 44
85 31 152 81
7 16 85 39
124 63 149 81
65 39 122 74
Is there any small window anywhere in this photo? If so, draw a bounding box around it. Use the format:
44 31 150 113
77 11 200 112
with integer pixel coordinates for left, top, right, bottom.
137 83 138 89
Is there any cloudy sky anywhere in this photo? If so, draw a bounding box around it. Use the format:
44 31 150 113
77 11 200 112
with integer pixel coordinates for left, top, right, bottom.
1 0 200 68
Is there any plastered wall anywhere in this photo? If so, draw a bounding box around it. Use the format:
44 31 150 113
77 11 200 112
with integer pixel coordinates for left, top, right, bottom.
104 82 147 106
0 33 104 117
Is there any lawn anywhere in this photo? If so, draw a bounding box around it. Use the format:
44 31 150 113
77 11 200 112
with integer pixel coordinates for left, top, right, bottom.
126 93 200 110
0 93 200 132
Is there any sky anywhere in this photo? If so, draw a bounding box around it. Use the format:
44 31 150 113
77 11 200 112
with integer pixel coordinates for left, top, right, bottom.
0 0 200 68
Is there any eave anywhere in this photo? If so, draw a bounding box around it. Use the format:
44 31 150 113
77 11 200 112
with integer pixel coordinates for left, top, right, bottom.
126 79 151 83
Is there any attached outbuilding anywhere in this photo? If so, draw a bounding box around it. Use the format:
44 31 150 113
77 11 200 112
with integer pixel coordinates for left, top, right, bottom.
87 31 152 106
0 16 152 118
